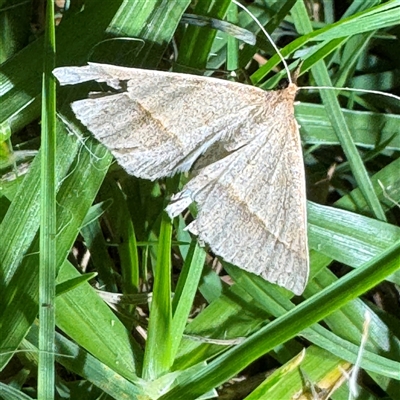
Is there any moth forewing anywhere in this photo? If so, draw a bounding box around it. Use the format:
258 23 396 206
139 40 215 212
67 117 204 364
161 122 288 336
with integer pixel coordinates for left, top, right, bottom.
53 63 309 295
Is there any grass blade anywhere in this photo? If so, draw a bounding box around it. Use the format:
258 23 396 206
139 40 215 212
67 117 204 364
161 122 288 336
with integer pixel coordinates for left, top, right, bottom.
160 240 400 399
38 1 57 398
143 213 173 380
291 1 386 220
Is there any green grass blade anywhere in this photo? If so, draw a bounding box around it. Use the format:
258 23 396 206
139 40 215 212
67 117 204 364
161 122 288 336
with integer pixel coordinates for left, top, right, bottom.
143 213 173 380
304 324 400 380
38 1 57 397
98 178 139 294
226 267 400 380
177 0 231 71
0 126 79 370
297 104 400 151
0 0 124 132
25 323 144 398
291 1 386 221
252 1 400 84
55 260 142 380
171 241 206 359
160 240 400 399
0 124 78 286
245 347 349 399
0 383 33 400
336 158 400 214
307 202 400 269
226 3 239 72
80 219 118 293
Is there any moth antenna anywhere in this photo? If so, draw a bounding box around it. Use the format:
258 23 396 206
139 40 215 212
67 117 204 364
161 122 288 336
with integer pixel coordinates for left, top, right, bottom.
300 85 400 102
233 1 399 103
232 0 292 84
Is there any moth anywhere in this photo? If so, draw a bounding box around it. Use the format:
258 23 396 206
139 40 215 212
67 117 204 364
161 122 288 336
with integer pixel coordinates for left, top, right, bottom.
53 63 309 295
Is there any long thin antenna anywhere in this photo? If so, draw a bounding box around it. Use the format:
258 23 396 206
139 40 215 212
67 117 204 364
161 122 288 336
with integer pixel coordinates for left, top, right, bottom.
232 1 400 105
300 85 400 102
232 0 292 84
